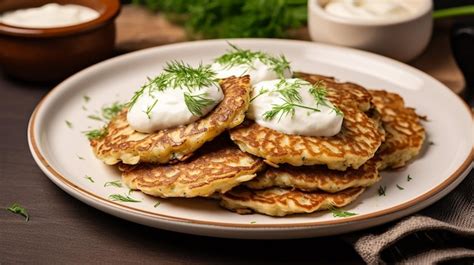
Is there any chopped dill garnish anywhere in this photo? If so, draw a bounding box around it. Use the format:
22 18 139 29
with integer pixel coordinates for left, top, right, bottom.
428 141 435 146
154 201 161 208
82 105 88 111
396 184 405 190
85 175 95 183
84 127 108 140
378 185 386 196
184 92 215 116
250 221 256 224
109 194 141 203
6 203 29 221
144 99 158 119
65 120 73 129
407 175 412 182
328 205 357 218
104 180 122 188
77 155 85 160
274 79 303 103
83 95 90 103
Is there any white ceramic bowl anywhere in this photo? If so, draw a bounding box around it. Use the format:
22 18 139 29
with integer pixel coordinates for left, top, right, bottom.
308 0 433 62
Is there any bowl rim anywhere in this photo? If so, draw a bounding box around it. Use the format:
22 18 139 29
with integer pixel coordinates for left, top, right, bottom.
308 0 432 26
0 0 120 38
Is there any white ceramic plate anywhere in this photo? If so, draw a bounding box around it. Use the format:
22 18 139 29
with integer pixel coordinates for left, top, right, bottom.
28 39 473 239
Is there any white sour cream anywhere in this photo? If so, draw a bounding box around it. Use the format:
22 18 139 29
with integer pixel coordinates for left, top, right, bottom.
324 0 414 21
127 82 223 133
247 79 343 137
211 59 292 85
0 3 99 28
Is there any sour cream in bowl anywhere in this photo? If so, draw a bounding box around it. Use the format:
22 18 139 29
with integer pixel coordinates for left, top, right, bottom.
308 0 433 62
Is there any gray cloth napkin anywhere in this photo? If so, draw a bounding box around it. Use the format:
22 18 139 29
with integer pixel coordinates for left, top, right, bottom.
345 168 473 264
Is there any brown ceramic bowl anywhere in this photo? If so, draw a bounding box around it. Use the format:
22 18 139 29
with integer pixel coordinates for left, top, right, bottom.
0 0 120 83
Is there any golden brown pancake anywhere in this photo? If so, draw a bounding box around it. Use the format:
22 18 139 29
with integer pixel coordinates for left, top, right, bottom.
120 137 265 198
220 187 364 216
229 74 384 171
244 158 380 193
91 76 251 165
369 90 425 169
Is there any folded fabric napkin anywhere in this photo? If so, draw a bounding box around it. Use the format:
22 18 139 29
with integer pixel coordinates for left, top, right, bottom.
345 168 473 264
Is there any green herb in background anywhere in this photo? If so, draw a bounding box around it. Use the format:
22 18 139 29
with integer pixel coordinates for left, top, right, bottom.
6 203 29 221
132 0 307 39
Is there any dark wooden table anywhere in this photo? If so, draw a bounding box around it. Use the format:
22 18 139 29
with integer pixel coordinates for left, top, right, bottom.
0 19 469 264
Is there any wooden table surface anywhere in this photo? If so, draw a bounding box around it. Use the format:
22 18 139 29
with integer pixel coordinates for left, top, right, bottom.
0 11 469 264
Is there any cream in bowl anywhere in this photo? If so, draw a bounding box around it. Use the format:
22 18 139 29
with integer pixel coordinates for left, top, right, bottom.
0 3 99 28
308 0 433 62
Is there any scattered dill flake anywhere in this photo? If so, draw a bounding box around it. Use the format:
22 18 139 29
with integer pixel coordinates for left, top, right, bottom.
102 102 126 120
407 175 412 182
87 115 104 122
83 95 90 103
396 184 405 190
429 141 435 146
84 127 108 140
378 185 386 196
154 201 161 208
250 221 256 224
77 155 85 160
109 194 141 203
6 203 29 221
82 105 88 111
85 175 95 183
104 180 122 188
65 120 73 129
329 205 357 218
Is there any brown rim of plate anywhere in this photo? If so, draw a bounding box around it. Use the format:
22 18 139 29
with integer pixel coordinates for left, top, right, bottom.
28 82 474 230
0 0 121 38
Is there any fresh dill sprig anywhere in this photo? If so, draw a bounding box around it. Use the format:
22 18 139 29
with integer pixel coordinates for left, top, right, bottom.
104 180 122 188
215 43 291 78
274 79 303 103
84 127 108 140
144 99 158 119
250 87 269 103
378 185 386 196
309 81 343 117
263 101 321 121
65 120 73 129
154 201 161 208
128 61 218 110
396 184 405 190
6 203 29 221
328 205 357 218
109 194 141 203
184 92 215 116
84 175 95 183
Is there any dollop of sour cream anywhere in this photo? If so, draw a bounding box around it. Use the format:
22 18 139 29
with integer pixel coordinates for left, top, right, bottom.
247 79 343 137
127 64 223 133
0 3 99 28
324 0 414 21
211 46 292 84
